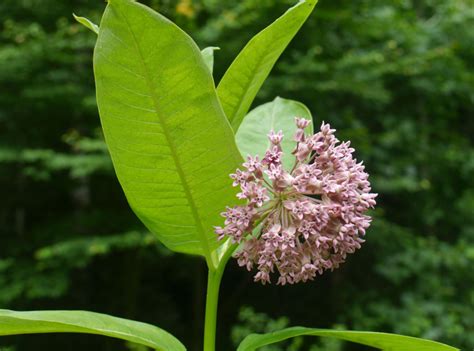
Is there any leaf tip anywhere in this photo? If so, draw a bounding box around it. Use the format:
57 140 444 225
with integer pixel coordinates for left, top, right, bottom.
73 13 99 34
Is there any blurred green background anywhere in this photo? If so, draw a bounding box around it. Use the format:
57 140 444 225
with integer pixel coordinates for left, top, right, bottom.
1 0 473 350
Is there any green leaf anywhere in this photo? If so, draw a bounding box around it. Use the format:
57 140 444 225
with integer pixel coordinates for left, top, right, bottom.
217 0 318 131
237 327 460 351
73 14 99 34
71 15 219 75
71 14 216 76
235 97 312 169
94 0 242 268
201 47 219 74
0 310 185 351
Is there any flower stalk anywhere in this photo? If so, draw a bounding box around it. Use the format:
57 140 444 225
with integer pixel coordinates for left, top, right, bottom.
203 241 238 351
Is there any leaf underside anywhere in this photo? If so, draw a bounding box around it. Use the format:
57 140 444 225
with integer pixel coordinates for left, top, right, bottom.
94 0 242 267
0 310 185 351
237 327 460 351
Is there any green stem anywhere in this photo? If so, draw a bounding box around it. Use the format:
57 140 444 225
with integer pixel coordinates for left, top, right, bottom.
203 242 238 351
203 269 222 351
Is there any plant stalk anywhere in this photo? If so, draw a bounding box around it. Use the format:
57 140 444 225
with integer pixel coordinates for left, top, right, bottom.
203 242 238 351
203 268 223 351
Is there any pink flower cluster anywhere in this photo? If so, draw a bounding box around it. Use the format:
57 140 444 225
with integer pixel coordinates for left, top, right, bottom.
215 119 377 285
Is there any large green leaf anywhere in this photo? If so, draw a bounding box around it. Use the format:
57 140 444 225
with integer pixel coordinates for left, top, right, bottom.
237 327 460 351
217 0 318 131
235 97 312 169
0 310 185 351
73 14 217 75
94 0 242 268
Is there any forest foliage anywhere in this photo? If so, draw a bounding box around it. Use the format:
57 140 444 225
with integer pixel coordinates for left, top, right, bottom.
0 0 473 350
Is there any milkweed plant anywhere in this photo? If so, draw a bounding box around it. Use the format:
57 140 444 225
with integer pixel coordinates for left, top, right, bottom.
0 0 459 350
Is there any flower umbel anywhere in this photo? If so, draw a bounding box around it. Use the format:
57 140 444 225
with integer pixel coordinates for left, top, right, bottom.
215 119 377 285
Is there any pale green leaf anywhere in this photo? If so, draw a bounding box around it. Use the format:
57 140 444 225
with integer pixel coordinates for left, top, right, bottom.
217 0 318 131
0 310 185 351
73 14 99 34
235 97 312 169
237 327 460 351
201 46 219 74
94 0 242 268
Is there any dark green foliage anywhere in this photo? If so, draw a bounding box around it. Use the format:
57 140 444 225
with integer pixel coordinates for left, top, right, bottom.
0 0 472 350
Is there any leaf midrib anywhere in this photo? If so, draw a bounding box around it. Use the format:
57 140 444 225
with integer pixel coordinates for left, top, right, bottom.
112 2 214 268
